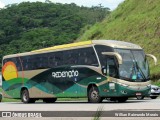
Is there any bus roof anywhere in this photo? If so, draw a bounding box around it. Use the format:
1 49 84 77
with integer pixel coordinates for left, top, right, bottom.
31 40 142 53
92 40 142 49
31 41 92 53
3 40 142 59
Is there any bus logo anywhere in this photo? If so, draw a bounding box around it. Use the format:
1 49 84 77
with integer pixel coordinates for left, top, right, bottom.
52 70 79 78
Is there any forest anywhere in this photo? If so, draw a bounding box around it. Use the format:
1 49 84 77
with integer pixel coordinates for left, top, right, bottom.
0 2 110 67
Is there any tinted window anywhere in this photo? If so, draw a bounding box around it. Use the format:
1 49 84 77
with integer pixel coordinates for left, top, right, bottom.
77 47 98 66
3 57 22 71
63 47 98 66
94 45 113 66
3 47 99 71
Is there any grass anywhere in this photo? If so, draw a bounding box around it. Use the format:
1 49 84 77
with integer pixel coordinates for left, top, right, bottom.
2 98 20 102
152 80 160 87
1 97 87 103
0 87 87 102
1 97 87 102
93 106 104 120
79 0 160 79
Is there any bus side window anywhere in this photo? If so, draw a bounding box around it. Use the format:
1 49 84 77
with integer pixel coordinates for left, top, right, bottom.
88 48 98 66
77 47 98 66
48 56 54 68
55 52 63 66
94 45 114 67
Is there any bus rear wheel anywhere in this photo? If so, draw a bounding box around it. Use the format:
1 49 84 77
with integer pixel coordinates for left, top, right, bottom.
88 86 102 103
43 98 57 103
21 89 35 103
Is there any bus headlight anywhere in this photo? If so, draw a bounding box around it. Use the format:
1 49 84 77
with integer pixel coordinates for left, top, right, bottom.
148 90 151 94
147 84 151 88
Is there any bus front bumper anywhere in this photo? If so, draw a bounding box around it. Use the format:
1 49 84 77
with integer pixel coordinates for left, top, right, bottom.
117 84 151 97
100 83 151 98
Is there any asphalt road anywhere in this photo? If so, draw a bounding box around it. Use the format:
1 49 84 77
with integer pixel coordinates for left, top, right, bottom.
0 98 160 120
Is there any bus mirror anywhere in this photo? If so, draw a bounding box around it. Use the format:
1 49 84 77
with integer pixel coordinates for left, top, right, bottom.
102 52 123 64
146 54 157 65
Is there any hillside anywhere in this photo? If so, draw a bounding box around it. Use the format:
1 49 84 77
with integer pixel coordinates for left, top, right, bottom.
0 2 110 66
79 0 160 79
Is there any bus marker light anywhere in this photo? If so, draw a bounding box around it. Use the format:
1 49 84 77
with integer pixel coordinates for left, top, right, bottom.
96 77 101 80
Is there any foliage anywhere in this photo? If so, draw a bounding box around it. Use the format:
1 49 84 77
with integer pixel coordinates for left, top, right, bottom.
79 0 160 80
152 81 160 87
0 2 110 68
93 106 104 120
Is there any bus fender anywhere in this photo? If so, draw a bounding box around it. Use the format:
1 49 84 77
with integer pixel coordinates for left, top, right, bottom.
20 86 29 95
87 83 100 92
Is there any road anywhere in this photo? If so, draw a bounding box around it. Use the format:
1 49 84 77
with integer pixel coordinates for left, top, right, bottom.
0 98 160 120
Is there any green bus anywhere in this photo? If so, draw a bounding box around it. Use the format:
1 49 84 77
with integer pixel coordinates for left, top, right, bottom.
1 40 157 103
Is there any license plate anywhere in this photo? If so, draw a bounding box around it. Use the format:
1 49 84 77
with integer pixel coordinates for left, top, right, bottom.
136 93 142 96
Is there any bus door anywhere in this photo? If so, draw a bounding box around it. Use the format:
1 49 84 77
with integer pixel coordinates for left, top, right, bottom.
106 56 118 78
102 56 119 96
102 55 118 78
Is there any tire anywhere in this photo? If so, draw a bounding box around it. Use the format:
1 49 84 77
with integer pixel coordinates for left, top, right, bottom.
43 98 57 103
88 86 102 103
136 96 144 100
150 96 157 99
21 89 35 103
117 97 128 103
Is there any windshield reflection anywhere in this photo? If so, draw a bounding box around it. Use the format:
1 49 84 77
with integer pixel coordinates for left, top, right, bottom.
115 49 149 82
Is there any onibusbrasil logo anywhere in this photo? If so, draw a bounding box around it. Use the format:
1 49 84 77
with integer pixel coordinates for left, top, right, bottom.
52 70 79 78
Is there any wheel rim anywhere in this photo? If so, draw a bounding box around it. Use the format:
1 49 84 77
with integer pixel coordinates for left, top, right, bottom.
23 92 28 102
91 90 99 100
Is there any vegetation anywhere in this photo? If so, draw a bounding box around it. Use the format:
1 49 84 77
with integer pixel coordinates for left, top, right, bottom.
152 80 160 87
93 106 104 120
0 87 87 102
79 0 160 80
0 2 110 68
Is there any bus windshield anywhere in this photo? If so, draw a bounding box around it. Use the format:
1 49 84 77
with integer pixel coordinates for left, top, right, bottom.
115 49 149 82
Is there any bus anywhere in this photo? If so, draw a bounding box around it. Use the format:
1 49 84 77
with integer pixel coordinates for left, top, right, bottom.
1 40 157 103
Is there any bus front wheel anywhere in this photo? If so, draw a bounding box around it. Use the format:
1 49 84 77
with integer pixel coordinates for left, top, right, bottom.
88 86 102 103
21 89 35 103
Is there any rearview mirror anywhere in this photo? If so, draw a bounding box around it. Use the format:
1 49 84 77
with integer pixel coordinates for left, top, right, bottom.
102 52 122 64
146 54 157 65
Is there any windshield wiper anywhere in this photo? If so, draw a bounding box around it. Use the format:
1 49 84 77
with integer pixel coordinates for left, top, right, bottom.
131 51 147 81
134 61 147 81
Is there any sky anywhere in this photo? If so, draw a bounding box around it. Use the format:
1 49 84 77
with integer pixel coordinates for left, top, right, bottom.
0 0 124 10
